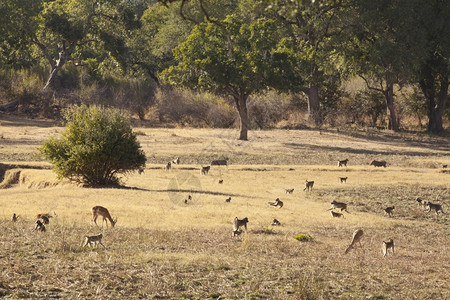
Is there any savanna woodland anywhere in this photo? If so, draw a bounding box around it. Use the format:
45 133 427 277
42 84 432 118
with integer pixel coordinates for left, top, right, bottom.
1 0 449 299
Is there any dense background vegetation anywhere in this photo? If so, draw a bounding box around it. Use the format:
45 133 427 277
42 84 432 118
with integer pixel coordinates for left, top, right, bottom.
1 0 449 137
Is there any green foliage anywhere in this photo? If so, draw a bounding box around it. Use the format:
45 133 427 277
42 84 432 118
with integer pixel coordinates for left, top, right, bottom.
294 234 314 242
40 105 146 186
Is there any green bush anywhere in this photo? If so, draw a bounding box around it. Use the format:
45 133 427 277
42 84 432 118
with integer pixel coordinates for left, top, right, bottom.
40 105 146 186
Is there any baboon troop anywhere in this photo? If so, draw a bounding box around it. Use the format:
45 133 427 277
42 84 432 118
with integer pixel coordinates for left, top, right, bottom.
272 219 281 226
425 201 447 215
330 211 344 218
82 233 106 249
384 206 395 217
338 159 349 167
165 162 172 171
233 217 249 232
201 166 210 175
268 198 283 208
339 177 348 183
34 220 46 232
92 206 117 228
11 213 19 222
211 159 228 166
382 239 394 257
304 180 314 191
344 229 364 254
370 160 387 167
225 197 231 203
285 188 294 194
328 200 350 213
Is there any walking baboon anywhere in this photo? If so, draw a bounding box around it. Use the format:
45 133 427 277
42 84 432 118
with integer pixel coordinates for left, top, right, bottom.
225 197 231 203
443 164 448 169
285 188 294 194
425 202 448 215
233 217 249 232
82 233 106 249
384 206 395 217
201 166 210 175
272 219 281 226
218 179 224 184
34 220 46 232
330 211 344 218
268 198 283 208
339 177 348 183
344 229 364 254
338 159 349 167
11 213 19 222
304 180 314 191
165 162 171 171
328 200 350 213
382 239 394 257
370 160 387 167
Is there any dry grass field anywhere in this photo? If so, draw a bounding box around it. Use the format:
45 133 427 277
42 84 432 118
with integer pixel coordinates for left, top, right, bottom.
0 116 449 299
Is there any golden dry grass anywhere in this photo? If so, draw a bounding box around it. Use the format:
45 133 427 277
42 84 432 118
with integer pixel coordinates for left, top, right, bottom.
0 116 449 299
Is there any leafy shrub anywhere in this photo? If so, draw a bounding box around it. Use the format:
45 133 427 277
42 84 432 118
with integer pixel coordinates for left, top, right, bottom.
40 105 146 186
294 234 314 242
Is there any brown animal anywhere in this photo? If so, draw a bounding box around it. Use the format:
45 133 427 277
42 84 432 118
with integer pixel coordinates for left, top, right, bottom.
211 159 228 166
370 160 387 167
285 188 294 194
425 201 448 215
382 239 394 257
268 198 283 208
218 179 224 184
338 159 349 167
304 180 314 191
184 195 192 204
165 162 171 171
339 177 348 183
232 229 243 238
416 197 426 209
34 220 46 232
330 211 344 218
11 213 19 222
384 206 395 217
328 200 350 213
443 164 448 169
172 157 180 165
36 213 53 224
344 229 364 254
233 217 249 232
225 197 231 203
92 206 117 228
272 219 281 226
201 166 210 175
82 233 106 249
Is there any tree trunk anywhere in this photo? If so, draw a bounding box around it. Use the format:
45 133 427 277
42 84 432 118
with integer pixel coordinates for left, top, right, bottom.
234 94 249 140
420 73 448 133
303 85 322 126
42 44 76 92
382 84 399 131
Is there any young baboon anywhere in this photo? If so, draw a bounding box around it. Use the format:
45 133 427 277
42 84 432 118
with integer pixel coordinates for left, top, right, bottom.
328 200 350 213
201 166 210 175
344 229 364 254
34 220 46 232
165 162 171 171
384 206 395 217
303 180 314 191
82 233 106 249
233 217 249 232
425 201 448 215
338 159 349 167
11 213 19 222
172 157 180 165
330 211 344 218
232 229 243 238
225 197 231 203
285 188 294 194
92 206 117 228
268 198 283 208
339 177 348 183
382 239 394 257
218 179 224 184
272 219 281 226
370 160 387 167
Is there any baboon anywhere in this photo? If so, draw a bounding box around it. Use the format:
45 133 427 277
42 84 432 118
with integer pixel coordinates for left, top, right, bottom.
328 200 350 213
370 160 387 167
416 197 425 208
11 213 19 222
285 188 294 194
82 233 106 249
382 239 394 257
233 217 249 232
40 215 50 224
232 229 243 238
443 164 448 169
304 180 314 191
330 211 344 218
225 197 231 203
268 198 283 208
201 166 210 175
339 177 348 183
34 220 46 232
272 219 281 226
211 159 228 166
384 206 395 217
338 159 349 167
36 213 52 224
172 157 180 165
92 206 117 228
218 179 224 184
425 202 448 215
344 229 364 254
165 162 172 171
